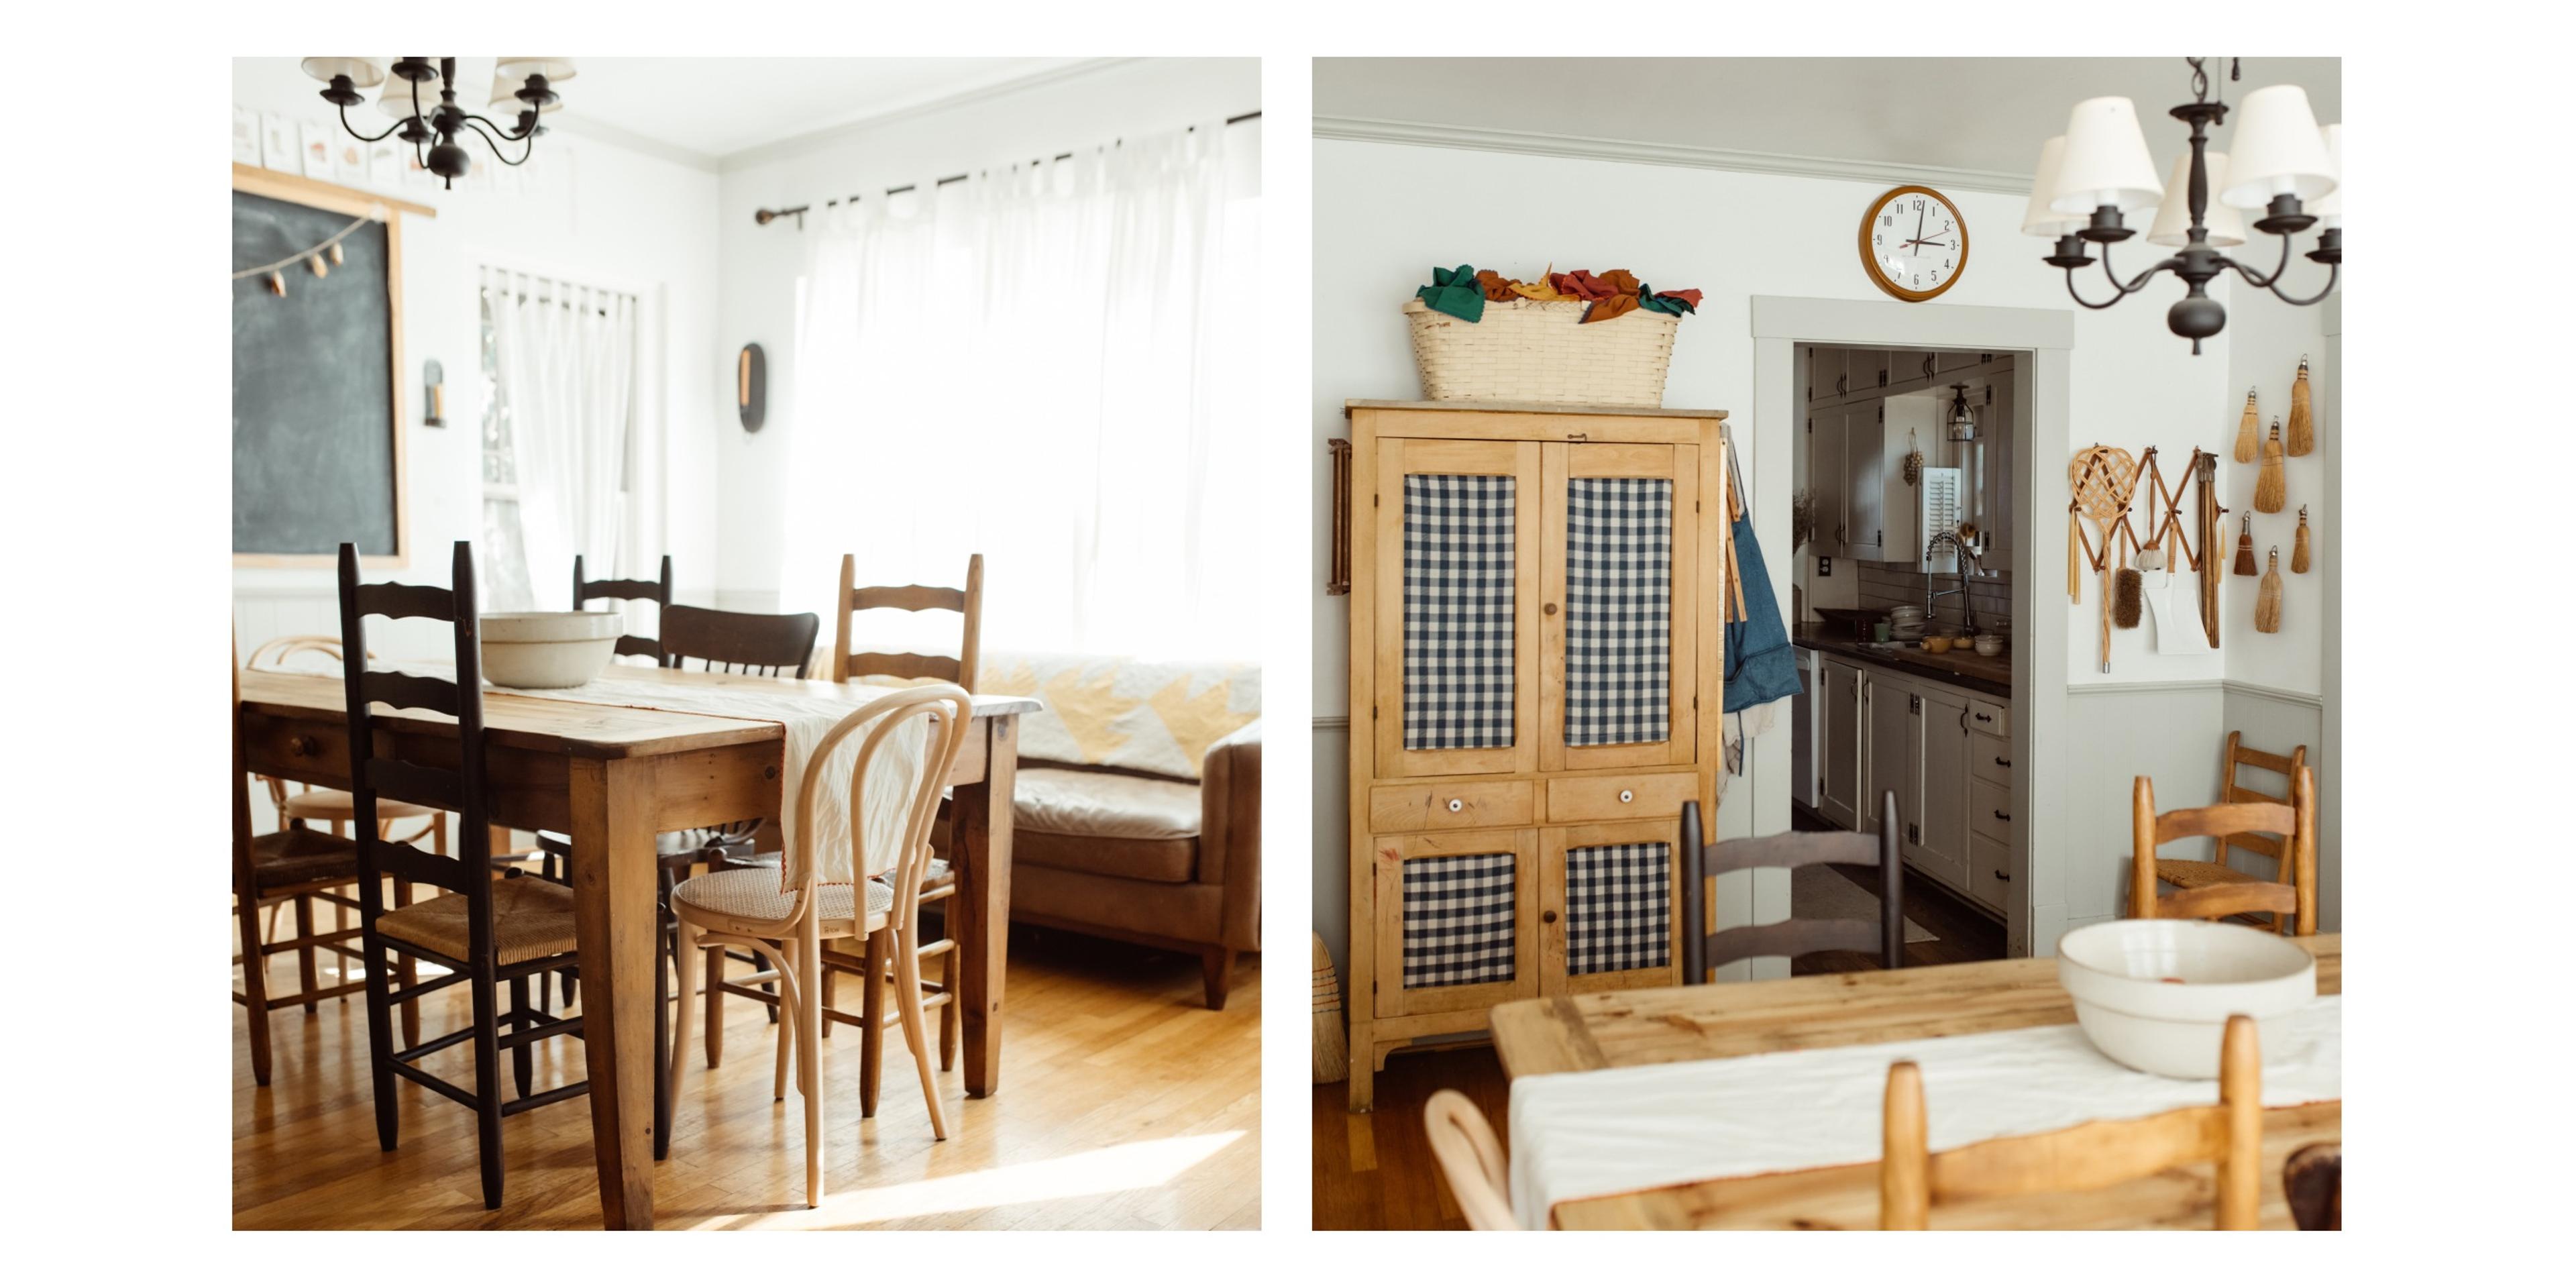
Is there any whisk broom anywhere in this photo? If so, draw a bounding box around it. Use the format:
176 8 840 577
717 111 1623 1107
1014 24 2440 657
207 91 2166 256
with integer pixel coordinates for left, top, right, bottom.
1310 933 1347 1083
2233 388 2260 464
2287 358 2314 456
2292 506 2312 574
2233 514 2258 576
2255 418 2287 513
2255 547 2284 634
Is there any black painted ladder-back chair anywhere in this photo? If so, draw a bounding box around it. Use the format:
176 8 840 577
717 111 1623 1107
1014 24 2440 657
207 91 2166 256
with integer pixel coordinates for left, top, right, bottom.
337 539 590 1211
1679 791 1906 981
574 551 674 661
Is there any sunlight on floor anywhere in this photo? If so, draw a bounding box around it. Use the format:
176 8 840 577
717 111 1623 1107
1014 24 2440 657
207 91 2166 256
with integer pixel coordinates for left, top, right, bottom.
675 1130 1247 1228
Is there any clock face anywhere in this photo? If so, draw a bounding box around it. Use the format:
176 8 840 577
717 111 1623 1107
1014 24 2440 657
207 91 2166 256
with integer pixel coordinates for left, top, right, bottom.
1862 186 1969 301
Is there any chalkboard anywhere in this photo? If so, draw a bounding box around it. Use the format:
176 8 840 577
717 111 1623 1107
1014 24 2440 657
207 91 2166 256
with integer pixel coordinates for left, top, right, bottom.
232 184 405 561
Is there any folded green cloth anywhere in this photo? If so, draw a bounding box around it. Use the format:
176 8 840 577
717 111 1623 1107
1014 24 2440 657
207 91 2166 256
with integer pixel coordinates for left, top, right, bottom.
1415 264 1486 323
1637 284 1703 317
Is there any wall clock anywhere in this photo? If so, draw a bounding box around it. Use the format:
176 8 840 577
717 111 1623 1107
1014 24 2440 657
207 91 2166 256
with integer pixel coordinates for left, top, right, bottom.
1860 184 1969 302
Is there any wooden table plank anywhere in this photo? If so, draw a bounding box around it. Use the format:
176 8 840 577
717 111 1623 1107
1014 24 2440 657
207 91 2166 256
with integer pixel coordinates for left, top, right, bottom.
1491 934 2342 1230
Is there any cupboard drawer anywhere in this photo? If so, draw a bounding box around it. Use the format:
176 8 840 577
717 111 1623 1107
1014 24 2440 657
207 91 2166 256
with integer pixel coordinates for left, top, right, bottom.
1545 771 1698 824
1368 780 1536 833
1965 698 2007 737
1969 831 2013 912
1969 731 2012 786
1971 776 2014 842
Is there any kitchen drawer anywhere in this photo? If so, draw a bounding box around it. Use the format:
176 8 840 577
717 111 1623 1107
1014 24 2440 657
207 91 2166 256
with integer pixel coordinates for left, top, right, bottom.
1971 776 2014 842
1969 731 2012 786
1368 780 1536 833
1545 771 1699 824
1969 831 2013 912
1965 697 2008 737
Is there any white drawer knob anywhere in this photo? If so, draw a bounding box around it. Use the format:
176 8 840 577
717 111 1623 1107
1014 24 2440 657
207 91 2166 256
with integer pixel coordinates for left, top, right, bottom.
1619 789 1634 804
1446 798 1464 813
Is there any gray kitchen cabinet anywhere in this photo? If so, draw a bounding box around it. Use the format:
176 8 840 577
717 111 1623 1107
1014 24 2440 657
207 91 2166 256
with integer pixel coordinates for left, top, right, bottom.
1818 657 1863 829
1844 402 1887 561
1909 686 1974 894
1791 647 1818 810
1863 669 1912 840
1810 405 1847 557
1807 346 1849 404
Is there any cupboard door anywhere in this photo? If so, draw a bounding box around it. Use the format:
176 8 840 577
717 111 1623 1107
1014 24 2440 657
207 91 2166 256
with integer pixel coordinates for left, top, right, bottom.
1970 831 2014 914
1845 402 1886 560
1371 826 1542 1018
1809 347 1849 402
1540 442 1699 772
1809 409 1847 556
1863 671 1911 837
1818 659 1862 828
1541 820 1681 996
1912 686 1973 892
1375 437 1542 779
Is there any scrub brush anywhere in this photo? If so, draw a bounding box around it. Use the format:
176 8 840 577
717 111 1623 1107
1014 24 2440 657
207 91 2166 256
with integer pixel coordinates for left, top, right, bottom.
2255 548 2284 633
2233 388 2260 464
2292 506 2312 574
2233 515 2258 576
2113 534 2143 629
2255 418 2287 513
2287 358 2314 456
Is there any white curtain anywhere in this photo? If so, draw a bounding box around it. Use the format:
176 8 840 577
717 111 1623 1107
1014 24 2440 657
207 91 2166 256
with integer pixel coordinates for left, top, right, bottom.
781 119 1261 658
484 268 638 607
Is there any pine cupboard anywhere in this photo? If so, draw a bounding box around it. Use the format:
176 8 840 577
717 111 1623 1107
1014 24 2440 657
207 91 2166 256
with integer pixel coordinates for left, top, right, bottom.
1342 400 1728 1113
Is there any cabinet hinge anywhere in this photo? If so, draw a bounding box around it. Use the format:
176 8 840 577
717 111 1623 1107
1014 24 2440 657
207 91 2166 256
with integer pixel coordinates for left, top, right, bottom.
1907 822 1921 844
1909 694 1922 714
1877 406 1884 423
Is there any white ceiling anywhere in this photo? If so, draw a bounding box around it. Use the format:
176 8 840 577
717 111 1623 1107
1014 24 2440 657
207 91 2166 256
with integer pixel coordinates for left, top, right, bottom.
563 57 1092 164
1316 58 2341 183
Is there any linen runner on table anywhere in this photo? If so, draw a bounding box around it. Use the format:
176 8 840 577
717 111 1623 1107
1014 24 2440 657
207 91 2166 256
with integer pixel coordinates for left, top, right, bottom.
1505 995 2341 1230
1403 474 1516 751
1564 476 1670 747
386 663 932 889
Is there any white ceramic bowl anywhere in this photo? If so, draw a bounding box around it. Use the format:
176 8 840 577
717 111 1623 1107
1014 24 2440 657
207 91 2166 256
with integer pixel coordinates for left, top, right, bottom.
1974 635 2004 657
2056 920 2315 1078
480 611 624 689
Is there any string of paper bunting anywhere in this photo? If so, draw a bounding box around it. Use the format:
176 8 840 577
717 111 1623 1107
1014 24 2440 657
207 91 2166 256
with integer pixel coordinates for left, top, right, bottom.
231 205 384 297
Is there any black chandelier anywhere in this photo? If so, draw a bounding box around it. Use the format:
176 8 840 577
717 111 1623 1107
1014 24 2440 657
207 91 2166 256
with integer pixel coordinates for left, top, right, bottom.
2024 58 2339 354
301 57 576 189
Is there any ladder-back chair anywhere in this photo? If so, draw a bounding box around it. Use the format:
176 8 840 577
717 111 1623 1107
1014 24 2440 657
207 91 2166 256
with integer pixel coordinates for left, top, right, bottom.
573 552 673 661
2131 766 2317 936
1679 792 1905 980
2149 733 2312 933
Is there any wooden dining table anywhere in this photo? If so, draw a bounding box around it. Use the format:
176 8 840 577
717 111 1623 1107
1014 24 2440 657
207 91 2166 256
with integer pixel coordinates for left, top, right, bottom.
1489 934 2342 1230
234 665 1042 1230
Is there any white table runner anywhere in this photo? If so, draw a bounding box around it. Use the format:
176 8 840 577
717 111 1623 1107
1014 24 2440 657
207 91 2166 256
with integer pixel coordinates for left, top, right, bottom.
1506 995 2341 1230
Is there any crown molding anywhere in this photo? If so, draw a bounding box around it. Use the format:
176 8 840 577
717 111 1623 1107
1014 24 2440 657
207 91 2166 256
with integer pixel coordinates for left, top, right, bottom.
1313 115 2035 197
550 115 720 174
715 58 1140 172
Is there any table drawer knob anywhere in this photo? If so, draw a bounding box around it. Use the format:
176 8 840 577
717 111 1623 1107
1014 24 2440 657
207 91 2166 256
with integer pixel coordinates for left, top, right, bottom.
1446 798 1464 814
1619 789 1634 804
286 735 319 757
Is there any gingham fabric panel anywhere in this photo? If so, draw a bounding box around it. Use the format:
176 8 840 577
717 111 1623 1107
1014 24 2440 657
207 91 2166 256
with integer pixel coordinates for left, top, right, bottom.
1564 841 1672 976
1400 851 1517 989
1403 474 1517 751
1564 476 1672 747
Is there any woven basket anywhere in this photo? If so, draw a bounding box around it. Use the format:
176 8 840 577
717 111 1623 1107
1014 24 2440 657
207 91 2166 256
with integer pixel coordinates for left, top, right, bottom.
1404 297 1678 407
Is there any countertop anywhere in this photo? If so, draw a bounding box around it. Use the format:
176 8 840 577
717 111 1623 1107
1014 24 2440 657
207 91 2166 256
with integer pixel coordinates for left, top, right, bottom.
1795 631 2012 699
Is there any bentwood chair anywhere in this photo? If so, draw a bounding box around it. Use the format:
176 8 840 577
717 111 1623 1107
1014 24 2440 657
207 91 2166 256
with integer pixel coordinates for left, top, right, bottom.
339 541 590 1211
665 684 973 1208
2149 733 2312 934
816 553 983 1108
1678 792 1904 981
2131 767 2317 936
1423 1089 1519 1230
233 647 374 1087
1880 1014 2265 1228
574 552 674 661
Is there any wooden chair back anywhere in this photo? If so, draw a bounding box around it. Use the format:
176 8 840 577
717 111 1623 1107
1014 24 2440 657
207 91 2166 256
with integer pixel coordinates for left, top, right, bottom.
830 553 983 688
2131 766 2316 934
2216 730 2308 883
574 553 673 661
784 685 973 900
1422 1089 1518 1230
661 605 820 678
337 540 490 903
1680 792 1903 980
1881 1014 2263 1229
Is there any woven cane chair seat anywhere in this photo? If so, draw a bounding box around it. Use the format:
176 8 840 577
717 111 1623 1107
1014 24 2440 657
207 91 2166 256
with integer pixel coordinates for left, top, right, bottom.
376 877 581 966
2152 859 2266 890
672 867 892 927
281 789 435 822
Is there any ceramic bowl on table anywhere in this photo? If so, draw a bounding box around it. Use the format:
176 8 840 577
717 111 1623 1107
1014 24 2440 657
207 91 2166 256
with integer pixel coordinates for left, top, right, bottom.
480 611 624 689
1922 636 1953 654
2056 920 2316 1078
1974 634 2005 657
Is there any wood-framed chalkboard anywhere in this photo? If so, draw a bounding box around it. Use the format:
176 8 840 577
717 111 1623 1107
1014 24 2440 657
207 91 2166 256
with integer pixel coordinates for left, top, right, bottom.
231 164 433 568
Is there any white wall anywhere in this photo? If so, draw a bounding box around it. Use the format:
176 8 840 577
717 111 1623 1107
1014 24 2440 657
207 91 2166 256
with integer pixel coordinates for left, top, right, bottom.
708 58 1260 608
230 59 723 652
1311 136 2334 959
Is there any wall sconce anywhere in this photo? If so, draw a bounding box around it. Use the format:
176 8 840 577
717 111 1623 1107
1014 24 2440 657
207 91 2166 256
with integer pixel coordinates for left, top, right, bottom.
737 343 765 432
423 358 445 427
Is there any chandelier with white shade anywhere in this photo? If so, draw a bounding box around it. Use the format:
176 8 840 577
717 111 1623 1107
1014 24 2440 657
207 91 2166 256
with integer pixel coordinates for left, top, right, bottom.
2025 58 2339 353
301 57 576 189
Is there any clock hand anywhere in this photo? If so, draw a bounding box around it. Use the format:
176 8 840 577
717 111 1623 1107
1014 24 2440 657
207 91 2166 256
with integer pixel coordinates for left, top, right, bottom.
1913 205 1925 252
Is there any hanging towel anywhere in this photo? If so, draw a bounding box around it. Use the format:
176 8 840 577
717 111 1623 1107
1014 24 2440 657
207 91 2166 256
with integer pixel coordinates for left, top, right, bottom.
1723 441 1801 719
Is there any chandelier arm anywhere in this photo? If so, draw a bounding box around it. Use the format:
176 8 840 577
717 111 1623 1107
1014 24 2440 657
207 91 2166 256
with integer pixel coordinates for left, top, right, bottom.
460 110 538 144
459 117 539 166
2222 231 2298 290
2257 260 2339 307
335 103 409 145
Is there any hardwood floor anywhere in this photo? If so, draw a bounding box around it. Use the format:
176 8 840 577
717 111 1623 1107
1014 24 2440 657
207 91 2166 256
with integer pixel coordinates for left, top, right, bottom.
234 910 1260 1230
1314 811 2007 1230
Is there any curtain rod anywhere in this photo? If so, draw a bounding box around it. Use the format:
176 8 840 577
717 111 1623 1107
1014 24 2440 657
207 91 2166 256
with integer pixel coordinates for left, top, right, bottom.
753 109 1260 228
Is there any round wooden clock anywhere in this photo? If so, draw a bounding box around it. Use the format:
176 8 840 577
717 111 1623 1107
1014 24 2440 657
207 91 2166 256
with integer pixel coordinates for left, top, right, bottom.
1860 184 1969 301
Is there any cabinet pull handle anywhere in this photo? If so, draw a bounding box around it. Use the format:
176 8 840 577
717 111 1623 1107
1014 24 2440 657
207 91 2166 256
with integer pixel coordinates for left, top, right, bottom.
1973 712 1994 724
1992 810 2012 822
1995 757 2012 768
1446 798 1464 814
1618 789 1634 804
1994 869 2011 881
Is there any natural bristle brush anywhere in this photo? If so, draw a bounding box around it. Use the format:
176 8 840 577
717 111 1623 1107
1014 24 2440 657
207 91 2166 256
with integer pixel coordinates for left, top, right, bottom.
2287 358 2314 457
2292 506 2312 574
2113 529 2143 629
2234 388 2260 464
2233 514 2257 576
2255 418 2287 513
2255 547 2284 634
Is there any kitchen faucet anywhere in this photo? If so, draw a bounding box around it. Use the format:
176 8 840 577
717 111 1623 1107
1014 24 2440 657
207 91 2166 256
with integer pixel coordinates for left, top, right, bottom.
1923 531 1980 635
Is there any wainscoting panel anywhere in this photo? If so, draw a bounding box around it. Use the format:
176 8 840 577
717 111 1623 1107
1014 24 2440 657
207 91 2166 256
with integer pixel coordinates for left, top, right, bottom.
2060 683 2228 926
2222 684 2331 932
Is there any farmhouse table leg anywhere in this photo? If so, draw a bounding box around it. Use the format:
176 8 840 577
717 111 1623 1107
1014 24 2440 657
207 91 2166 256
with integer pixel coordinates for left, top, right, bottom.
953 714 1017 1098
569 755 659 1230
